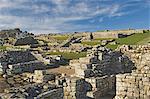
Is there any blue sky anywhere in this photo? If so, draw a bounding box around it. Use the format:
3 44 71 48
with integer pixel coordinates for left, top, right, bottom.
0 0 149 34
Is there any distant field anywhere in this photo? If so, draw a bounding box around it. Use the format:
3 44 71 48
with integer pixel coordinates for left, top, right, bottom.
46 52 87 60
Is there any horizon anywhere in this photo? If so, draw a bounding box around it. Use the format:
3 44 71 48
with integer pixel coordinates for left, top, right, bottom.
0 0 150 34
0 28 149 35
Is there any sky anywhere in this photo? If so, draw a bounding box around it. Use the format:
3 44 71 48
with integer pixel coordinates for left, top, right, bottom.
0 0 149 34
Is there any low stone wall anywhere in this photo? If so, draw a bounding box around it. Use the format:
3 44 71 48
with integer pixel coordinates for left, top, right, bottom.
85 75 116 98
64 77 91 99
36 87 63 99
33 70 55 83
7 60 45 75
0 51 37 64
63 75 116 99
92 29 143 39
74 29 144 39
0 82 62 99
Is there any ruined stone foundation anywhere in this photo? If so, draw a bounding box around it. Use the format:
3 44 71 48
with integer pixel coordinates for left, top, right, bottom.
115 52 150 99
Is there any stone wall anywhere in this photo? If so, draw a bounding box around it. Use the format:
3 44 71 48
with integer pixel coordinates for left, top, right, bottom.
63 77 93 99
73 46 134 78
7 60 45 75
65 46 136 99
115 46 150 99
63 75 116 99
74 29 144 39
36 87 63 99
33 70 55 83
85 75 116 98
0 51 37 65
0 83 63 99
14 36 38 46
115 73 150 99
92 29 144 39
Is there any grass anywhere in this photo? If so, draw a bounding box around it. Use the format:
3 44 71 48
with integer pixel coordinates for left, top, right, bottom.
116 32 150 45
0 46 7 51
105 32 150 50
46 52 87 60
94 38 115 40
136 33 150 44
106 44 119 50
81 40 101 46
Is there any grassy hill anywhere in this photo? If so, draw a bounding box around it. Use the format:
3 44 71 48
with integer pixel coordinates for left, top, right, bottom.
106 31 150 50
116 32 150 45
80 31 150 50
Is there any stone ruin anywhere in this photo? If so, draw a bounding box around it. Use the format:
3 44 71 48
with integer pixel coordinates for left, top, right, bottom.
0 28 33 39
58 36 82 48
0 70 63 99
115 45 150 99
0 50 45 75
0 45 149 99
56 46 135 99
73 46 134 78
14 36 38 46
74 29 145 39
0 81 63 99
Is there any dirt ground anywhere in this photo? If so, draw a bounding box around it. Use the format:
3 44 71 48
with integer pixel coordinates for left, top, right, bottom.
0 76 10 93
47 66 75 76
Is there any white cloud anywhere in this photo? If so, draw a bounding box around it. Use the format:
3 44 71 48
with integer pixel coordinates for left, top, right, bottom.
0 0 147 33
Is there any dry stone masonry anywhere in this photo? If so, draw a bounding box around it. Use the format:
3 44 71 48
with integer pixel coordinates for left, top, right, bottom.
115 45 150 99
62 46 135 99
0 51 45 75
0 42 149 99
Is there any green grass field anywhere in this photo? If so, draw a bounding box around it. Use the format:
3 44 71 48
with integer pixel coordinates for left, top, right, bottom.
94 38 115 40
81 40 101 46
46 52 87 60
105 32 150 50
106 44 119 50
116 32 150 45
